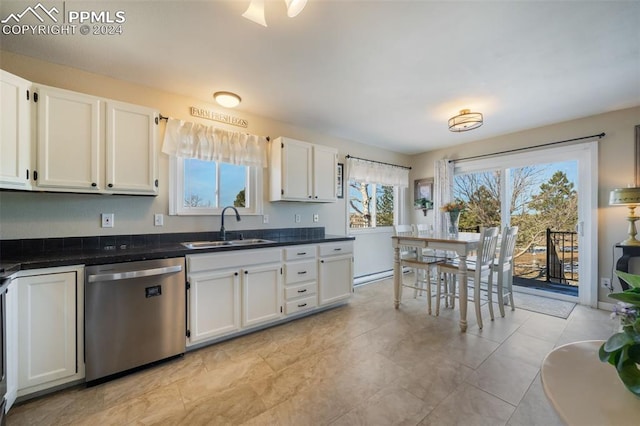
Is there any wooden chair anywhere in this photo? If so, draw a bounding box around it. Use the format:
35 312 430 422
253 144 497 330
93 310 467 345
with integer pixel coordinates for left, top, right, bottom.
394 224 442 314
489 225 519 318
436 226 500 329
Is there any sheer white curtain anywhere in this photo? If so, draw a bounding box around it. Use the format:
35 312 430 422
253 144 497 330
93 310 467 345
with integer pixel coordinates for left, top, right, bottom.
346 157 409 187
434 159 454 236
161 117 268 168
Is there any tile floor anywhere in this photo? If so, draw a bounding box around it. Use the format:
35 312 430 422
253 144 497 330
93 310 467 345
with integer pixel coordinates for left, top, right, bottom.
8 278 615 425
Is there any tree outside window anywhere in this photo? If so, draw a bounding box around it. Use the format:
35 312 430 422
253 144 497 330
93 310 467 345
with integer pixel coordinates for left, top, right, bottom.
349 180 395 228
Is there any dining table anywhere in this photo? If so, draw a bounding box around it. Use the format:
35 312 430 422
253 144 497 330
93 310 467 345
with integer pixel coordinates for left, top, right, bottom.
391 233 480 332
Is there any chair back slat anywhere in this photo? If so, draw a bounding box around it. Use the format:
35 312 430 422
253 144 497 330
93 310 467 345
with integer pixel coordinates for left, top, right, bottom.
499 226 519 266
477 227 500 271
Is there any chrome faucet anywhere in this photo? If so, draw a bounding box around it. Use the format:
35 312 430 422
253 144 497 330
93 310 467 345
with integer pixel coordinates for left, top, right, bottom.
220 206 241 241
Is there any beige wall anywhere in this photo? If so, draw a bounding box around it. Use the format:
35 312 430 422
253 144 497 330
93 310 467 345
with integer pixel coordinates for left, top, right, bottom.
0 51 411 239
1 51 639 305
408 106 640 303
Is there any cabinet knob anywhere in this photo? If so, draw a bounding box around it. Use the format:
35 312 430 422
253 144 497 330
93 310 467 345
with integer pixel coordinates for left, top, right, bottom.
314 196 318 199
308 195 312 198
234 272 239 276
108 183 113 188
91 182 97 187
244 270 248 274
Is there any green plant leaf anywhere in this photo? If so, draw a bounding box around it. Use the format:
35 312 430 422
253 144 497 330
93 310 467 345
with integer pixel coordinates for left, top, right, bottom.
605 332 634 352
617 359 640 396
628 343 640 363
609 291 640 306
599 342 614 361
615 270 640 289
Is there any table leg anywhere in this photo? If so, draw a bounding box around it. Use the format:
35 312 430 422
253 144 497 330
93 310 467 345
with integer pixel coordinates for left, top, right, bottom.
393 246 401 308
458 253 468 332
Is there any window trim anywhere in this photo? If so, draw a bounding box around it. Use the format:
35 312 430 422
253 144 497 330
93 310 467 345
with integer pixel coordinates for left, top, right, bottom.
169 156 263 216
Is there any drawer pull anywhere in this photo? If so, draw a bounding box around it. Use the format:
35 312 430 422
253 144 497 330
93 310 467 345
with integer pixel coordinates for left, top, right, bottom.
297 252 307 255
297 271 307 275
334 248 342 251
298 303 307 308
297 288 307 293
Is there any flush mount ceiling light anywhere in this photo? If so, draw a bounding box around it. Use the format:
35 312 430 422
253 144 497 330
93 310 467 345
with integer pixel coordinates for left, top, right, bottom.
448 109 484 132
213 91 241 108
242 0 308 27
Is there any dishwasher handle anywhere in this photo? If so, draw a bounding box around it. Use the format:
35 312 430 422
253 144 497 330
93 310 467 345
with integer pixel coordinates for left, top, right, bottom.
87 265 183 283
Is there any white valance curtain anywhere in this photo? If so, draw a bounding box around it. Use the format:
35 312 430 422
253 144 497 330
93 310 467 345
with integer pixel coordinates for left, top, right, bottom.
346 157 409 188
161 117 268 168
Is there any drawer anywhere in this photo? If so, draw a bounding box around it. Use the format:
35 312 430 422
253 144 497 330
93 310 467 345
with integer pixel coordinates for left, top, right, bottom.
285 295 318 314
284 245 317 261
318 241 353 257
285 260 317 284
285 282 317 300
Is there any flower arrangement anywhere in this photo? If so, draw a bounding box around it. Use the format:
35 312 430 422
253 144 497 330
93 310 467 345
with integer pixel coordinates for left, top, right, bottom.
440 199 466 213
599 270 640 397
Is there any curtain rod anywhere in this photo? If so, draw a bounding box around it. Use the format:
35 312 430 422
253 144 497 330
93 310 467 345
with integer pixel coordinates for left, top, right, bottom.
345 154 411 170
448 132 605 163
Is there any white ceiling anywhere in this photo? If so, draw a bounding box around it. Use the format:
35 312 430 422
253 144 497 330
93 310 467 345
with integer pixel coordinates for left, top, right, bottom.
1 0 639 154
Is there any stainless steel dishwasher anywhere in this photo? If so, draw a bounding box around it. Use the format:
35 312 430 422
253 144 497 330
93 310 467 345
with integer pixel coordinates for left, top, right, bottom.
85 257 186 383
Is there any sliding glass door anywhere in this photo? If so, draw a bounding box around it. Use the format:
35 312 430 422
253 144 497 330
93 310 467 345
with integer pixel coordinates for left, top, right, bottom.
453 142 598 306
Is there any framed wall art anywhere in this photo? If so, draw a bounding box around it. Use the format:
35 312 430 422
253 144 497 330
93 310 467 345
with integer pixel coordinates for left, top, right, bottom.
337 163 344 199
414 178 434 210
636 124 640 186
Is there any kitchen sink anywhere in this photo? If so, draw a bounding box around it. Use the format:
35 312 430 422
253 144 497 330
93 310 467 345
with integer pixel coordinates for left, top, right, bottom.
181 239 275 249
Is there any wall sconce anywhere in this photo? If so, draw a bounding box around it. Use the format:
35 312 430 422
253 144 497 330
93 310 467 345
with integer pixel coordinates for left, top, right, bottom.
610 187 640 246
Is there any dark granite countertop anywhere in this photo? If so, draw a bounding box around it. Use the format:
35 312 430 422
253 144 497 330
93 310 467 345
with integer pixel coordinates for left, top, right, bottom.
0 227 354 274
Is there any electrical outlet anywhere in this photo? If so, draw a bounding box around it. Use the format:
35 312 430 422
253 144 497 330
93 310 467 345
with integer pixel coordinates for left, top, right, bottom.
295 214 301 223
313 213 319 223
601 277 611 289
263 214 269 224
154 213 164 226
101 213 114 228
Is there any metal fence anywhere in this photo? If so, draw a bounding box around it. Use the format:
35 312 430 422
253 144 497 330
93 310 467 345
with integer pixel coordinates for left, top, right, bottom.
546 228 578 284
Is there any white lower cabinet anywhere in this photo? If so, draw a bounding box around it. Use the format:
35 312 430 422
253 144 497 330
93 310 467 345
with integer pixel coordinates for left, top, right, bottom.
186 248 283 347
186 242 353 348
5 277 18 411
187 269 241 345
241 263 282 328
15 266 84 396
318 242 354 306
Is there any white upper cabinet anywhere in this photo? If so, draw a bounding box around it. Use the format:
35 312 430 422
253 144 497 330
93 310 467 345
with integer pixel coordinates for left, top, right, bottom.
0 70 33 190
105 101 158 194
34 85 159 195
35 85 102 191
270 137 338 202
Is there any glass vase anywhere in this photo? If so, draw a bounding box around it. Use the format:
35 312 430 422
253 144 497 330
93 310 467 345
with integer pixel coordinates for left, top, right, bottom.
448 210 460 238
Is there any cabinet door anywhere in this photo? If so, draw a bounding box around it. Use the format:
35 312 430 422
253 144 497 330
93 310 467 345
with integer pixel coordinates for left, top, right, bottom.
17 271 77 389
282 139 313 200
6 279 18 411
312 145 337 201
188 269 240 345
36 85 102 191
242 263 282 328
0 71 32 190
318 254 354 305
105 101 158 195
